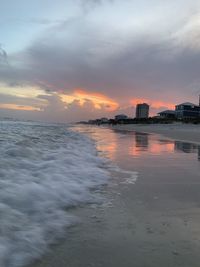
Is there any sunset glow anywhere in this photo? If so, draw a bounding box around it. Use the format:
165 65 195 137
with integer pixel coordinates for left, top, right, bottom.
130 98 175 110
0 104 40 111
60 89 119 111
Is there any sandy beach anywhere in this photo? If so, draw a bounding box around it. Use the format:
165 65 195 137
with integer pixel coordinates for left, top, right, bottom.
28 125 200 267
112 123 200 145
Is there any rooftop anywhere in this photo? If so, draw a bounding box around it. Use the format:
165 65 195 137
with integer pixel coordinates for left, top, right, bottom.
137 103 149 106
176 102 198 107
158 110 175 114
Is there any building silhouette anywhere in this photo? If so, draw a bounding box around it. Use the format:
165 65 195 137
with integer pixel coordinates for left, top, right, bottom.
136 103 149 118
175 102 200 119
158 110 175 119
115 114 128 121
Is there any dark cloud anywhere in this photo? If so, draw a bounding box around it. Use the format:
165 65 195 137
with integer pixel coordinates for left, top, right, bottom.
13 19 200 104
3 22 200 100
1 1 200 122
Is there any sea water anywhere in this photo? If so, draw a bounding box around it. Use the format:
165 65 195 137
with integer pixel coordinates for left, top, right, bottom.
0 120 109 267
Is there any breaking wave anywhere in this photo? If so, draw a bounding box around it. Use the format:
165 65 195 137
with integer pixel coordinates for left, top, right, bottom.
0 121 109 267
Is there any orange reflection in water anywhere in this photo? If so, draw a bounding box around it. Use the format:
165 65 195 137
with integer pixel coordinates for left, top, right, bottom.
129 133 175 157
75 126 177 161
149 142 174 155
74 126 118 160
101 142 117 160
96 131 175 159
95 131 118 160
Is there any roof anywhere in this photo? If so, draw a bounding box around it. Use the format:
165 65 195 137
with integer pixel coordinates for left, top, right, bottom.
136 103 149 106
115 114 127 117
158 110 175 114
176 102 197 107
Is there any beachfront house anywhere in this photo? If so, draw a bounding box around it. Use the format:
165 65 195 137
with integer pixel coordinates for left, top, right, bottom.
175 102 200 119
158 110 175 119
100 117 109 123
115 114 128 121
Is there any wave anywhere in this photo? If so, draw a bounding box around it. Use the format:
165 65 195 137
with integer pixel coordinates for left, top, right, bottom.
0 121 109 267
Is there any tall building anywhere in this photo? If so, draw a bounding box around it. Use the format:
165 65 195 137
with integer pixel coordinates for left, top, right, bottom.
136 103 149 118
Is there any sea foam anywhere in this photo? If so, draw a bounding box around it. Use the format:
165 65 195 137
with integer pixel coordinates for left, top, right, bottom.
0 121 109 267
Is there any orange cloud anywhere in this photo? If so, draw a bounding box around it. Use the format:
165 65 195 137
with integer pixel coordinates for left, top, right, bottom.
60 88 119 111
0 104 40 111
130 98 175 110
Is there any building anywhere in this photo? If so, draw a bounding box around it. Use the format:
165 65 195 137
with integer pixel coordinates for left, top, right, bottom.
175 141 198 154
175 102 200 119
136 103 149 119
158 110 175 119
115 114 128 121
100 117 109 123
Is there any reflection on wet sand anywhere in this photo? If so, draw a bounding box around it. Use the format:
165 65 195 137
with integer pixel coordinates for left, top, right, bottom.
130 132 174 157
114 130 200 161
174 141 200 159
135 132 149 149
64 125 200 267
73 125 200 161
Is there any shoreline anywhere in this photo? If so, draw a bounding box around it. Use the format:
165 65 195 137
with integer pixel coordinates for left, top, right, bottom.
111 123 200 145
28 126 200 267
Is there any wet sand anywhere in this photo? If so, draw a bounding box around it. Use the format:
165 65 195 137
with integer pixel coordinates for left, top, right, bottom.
29 127 200 267
112 123 200 145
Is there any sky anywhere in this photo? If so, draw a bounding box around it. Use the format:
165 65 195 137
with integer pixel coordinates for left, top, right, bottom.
1 0 200 122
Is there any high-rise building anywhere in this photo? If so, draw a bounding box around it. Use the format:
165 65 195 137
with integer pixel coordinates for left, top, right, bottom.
136 103 149 118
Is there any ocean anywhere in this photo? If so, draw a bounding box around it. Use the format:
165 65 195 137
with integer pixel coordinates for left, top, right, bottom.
0 120 110 267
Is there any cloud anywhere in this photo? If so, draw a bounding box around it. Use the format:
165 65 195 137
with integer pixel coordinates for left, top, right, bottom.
1 0 200 121
14 18 66 25
36 93 118 122
0 45 8 65
0 103 40 111
172 12 200 52
79 0 114 11
60 88 119 111
0 92 46 109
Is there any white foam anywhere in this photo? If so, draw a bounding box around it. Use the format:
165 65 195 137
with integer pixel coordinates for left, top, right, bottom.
110 165 138 185
72 125 138 186
0 121 109 267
